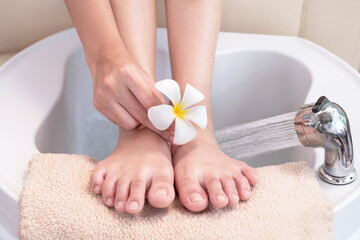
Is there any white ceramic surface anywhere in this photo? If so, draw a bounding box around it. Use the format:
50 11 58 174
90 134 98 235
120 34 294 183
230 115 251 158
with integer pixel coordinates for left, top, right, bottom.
0 28 359 239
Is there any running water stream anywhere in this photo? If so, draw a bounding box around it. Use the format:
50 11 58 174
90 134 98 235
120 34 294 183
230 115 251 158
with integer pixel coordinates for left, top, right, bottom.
215 111 301 159
82 110 302 161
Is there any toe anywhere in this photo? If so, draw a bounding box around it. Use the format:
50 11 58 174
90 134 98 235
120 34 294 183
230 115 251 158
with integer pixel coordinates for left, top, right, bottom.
147 173 175 208
234 175 251 201
126 178 147 214
90 167 107 194
114 178 131 212
205 176 228 208
175 176 208 212
241 165 259 186
221 176 239 206
101 176 119 207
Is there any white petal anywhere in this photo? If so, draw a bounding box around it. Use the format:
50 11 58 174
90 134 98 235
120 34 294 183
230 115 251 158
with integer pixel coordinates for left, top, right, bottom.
148 104 175 130
173 117 197 145
181 84 204 109
185 105 207 130
155 79 181 104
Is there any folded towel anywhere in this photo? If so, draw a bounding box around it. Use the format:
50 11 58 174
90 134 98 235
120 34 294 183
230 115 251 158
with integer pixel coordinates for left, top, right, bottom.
19 154 333 239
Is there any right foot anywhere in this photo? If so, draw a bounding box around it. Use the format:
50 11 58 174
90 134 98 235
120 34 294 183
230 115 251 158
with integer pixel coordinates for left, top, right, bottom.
172 130 259 212
90 127 175 214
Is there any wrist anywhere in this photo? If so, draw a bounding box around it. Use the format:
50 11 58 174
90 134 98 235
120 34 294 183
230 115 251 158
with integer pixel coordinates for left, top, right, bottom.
85 41 130 74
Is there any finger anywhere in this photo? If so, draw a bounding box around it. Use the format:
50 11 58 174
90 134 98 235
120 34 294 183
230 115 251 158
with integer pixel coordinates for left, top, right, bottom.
93 98 122 127
126 68 166 109
101 107 123 126
107 101 139 130
117 90 174 141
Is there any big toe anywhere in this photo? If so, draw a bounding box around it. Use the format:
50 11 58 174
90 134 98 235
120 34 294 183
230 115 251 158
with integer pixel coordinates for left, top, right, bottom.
90 167 107 194
175 176 208 212
147 173 175 208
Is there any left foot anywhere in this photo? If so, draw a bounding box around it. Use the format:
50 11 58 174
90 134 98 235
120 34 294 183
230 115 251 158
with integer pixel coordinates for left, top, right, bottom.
172 130 259 212
90 127 175 214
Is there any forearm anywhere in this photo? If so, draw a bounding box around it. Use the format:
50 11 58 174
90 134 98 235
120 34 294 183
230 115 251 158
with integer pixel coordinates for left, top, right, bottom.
64 0 129 70
165 0 222 94
110 0 157 78
65 0 171 139
165 0 222 131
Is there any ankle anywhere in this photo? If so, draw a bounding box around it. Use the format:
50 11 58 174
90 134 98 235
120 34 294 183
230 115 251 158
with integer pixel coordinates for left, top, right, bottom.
171 126 218 154
118 125 172 151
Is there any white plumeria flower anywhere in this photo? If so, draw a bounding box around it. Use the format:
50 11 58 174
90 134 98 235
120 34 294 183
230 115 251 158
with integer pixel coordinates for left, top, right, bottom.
148 79 207 145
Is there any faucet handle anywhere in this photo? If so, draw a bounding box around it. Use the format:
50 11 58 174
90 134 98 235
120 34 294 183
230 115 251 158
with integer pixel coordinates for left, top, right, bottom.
312 96 330 113
295 96 356 185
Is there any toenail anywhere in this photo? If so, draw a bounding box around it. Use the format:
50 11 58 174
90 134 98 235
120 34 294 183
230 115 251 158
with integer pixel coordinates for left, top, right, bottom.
243 189 251 198
116 201 124 209
105 198 113 205
154 189 168 196
129 201 139 210
232 193 239 202
216 195 226 202
94 185 99 192
189 192 204 203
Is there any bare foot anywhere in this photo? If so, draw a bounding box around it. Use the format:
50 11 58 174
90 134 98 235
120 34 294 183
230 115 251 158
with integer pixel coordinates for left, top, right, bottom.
172 130 259 212
90 127 175 214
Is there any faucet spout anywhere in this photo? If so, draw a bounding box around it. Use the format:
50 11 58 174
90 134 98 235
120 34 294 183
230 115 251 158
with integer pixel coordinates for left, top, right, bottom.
294 96 356 185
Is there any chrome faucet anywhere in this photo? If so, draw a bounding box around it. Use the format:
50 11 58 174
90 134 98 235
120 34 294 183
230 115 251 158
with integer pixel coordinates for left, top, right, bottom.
294 96 356 185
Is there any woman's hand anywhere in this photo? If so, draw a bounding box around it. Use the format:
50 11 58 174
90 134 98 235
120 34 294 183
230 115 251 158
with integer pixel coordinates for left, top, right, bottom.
89 49 173 141
64 0 172 140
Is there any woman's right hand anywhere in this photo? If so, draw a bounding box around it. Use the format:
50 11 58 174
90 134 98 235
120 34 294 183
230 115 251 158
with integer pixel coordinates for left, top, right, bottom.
88 49 173 141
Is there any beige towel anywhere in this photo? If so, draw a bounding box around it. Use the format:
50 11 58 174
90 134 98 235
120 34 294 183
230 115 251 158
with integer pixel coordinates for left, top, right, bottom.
19 154 333 239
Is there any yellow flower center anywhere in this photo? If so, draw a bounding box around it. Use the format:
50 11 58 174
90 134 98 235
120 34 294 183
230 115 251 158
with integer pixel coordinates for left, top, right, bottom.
173 103 187 119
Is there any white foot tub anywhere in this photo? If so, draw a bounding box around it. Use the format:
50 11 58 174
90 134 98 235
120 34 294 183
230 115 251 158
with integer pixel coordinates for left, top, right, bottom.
0 28 359 239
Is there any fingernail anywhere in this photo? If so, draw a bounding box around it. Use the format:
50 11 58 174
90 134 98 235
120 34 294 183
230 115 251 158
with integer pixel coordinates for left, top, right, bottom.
216 195 226 202
232 193 239 202
243 189 251 198
105 198 113 205
129 201 139 210
189 192 204 203
116 201 124 209
94 185 99 192
169 136 174 143
155 189 168 196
